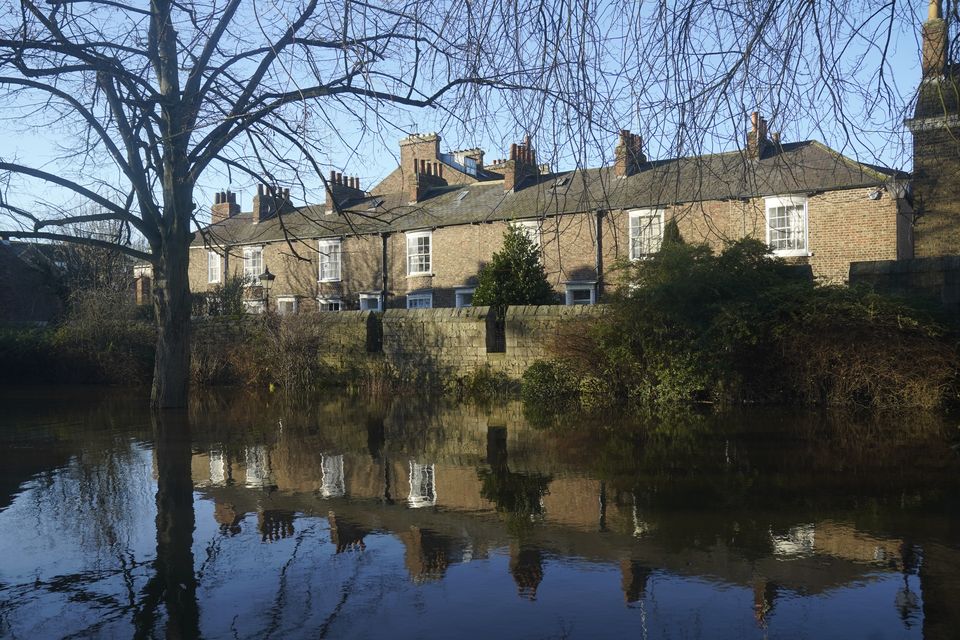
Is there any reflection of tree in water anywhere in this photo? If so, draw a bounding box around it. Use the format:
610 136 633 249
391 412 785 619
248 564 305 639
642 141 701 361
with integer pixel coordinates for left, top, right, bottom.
509 544 544 600
133 412 199 639
258 509 295 542
478 427 552 535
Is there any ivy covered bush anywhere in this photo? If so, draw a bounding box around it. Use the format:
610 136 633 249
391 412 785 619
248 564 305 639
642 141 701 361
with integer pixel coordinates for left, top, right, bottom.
527 236 959 412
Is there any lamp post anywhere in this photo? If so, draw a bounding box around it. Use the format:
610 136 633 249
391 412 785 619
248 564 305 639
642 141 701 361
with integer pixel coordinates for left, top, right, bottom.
258 267 275 313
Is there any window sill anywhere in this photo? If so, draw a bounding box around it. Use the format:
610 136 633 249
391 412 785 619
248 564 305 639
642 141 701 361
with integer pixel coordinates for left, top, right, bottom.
407 272 434 278
771 250 812 258
318 278 342 284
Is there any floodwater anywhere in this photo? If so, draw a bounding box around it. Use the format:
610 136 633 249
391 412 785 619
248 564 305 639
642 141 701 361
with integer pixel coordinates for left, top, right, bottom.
0 389 959 639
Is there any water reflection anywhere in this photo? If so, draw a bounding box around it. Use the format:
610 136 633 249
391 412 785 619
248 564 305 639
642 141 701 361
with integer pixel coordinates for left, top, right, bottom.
0 389 958 638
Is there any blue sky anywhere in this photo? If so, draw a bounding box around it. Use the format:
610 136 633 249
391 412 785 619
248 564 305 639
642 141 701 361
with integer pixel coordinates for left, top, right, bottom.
0 2 939 231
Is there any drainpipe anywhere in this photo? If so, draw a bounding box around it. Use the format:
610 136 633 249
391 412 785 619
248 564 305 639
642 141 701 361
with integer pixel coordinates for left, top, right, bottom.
595 209 606 301
380 232 389 307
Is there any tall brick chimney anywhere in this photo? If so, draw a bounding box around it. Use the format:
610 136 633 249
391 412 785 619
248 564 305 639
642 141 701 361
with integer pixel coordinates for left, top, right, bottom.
923 0 947 78
252 184 290 224
746 112 769 160
325 171 365 213
614 129 646 178
502 135 539 192
211 190 240 224
407 159 447 203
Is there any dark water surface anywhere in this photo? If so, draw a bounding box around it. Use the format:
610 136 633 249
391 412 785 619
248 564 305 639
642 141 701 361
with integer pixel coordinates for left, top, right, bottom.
1 388 959 639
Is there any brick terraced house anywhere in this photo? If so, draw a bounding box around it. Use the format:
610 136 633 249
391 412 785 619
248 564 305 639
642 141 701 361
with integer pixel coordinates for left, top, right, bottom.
190 116 911 313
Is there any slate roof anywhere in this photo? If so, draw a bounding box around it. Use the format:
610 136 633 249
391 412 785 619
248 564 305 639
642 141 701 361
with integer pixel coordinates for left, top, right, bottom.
196 140 905 248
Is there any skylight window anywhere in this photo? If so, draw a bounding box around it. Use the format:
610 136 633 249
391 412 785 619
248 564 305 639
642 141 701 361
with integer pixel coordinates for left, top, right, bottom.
455 190 469 202
553 176 570 188
367 198 384 211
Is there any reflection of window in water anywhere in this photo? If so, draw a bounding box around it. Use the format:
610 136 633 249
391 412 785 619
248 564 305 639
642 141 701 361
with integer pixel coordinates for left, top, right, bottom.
632 497 654 538
771 523 816 557
321 454 345 498
244 445 272 488
408 462 437 508
208 449 226 486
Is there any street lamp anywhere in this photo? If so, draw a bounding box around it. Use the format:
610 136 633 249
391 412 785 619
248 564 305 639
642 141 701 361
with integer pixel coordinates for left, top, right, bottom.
259 267 276 312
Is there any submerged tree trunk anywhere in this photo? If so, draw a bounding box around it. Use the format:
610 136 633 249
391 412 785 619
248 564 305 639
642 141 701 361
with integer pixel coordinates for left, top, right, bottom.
151 186 194 409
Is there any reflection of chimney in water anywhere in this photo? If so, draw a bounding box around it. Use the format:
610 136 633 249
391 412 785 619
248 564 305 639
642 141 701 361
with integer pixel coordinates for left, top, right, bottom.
214 500 243 536
620 560 652 604
510 543 544 600
328 511 369 553
258 509 295 542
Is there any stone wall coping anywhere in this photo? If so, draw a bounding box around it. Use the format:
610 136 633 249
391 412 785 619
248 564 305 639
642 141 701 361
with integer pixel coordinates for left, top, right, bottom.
850 256 960 276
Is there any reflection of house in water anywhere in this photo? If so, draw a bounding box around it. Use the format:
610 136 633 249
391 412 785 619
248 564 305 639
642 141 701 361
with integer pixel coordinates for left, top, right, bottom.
321 454 345 498
182 404 959 629
408 462 437 508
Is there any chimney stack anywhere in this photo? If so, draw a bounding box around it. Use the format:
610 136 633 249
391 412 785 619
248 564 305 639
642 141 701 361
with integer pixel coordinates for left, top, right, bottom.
747 112 770 160
325 170 365 214
252 183 291 223
407 156 448 203
614 129 646 178
502 135 539 192
922 0 947 79
211 189 240 224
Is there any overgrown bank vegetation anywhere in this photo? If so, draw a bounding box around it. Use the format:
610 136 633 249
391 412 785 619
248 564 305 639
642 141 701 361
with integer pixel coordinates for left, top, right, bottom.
524 236 959 412
3 236 958 413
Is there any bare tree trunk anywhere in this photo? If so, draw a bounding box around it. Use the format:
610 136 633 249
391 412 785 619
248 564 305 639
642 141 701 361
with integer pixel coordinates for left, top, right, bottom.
151 188 193 409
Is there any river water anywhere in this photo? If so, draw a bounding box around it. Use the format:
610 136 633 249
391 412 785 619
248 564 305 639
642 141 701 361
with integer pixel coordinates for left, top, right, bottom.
0 388 958 639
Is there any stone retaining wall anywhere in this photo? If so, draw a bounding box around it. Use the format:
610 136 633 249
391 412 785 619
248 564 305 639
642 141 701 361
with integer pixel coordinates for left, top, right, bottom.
193 304 606 380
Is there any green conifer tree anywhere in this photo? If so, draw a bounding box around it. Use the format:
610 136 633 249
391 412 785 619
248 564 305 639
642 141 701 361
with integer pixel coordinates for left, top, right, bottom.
473 224 555 309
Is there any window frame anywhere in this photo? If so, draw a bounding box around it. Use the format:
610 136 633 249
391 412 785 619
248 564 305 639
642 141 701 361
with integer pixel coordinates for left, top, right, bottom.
764 195 809 257
359 293 382 312
515 220 542 250
242 299 266 314
242 246 263 285
564 282 596 306
406 230 432 276
207 250 221 284
406 291 433 309
628 209 665 260
455 287 476 308
317 296 342 312
318 238 342 282
276 296 298 316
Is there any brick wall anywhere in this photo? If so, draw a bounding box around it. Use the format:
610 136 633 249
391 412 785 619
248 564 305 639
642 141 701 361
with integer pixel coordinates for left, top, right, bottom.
188 187 905 306
850 255 960 312
912 125 960 257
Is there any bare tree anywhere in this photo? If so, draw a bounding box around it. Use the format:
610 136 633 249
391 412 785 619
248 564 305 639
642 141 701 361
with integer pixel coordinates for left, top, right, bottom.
0 0 613 408
0 1 949 407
